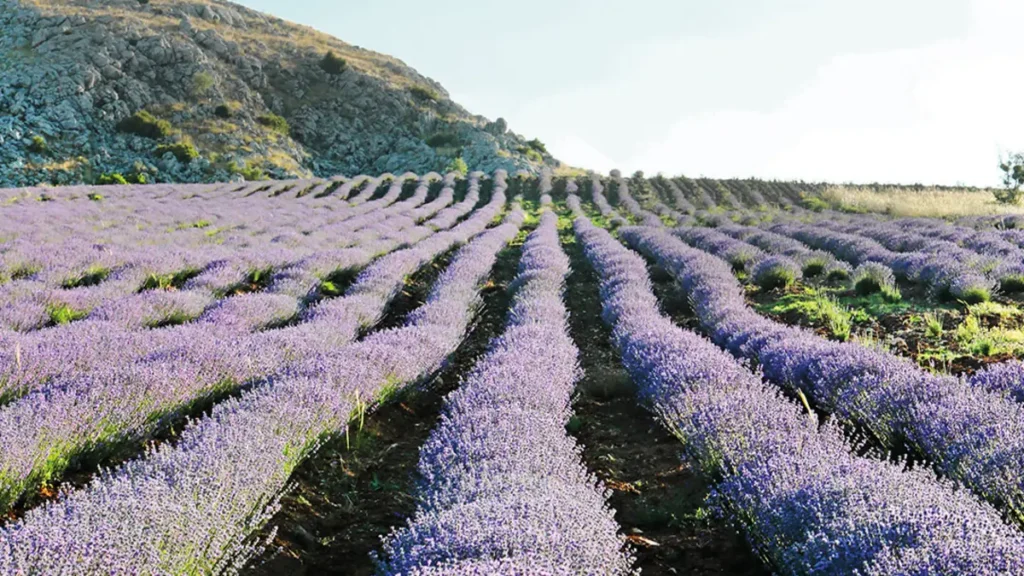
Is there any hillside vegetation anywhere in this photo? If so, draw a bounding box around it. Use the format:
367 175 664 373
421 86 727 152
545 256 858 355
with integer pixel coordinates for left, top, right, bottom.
0 0 557 186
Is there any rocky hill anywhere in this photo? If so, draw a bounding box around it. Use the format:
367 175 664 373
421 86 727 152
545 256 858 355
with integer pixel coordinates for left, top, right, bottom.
0 0 558 186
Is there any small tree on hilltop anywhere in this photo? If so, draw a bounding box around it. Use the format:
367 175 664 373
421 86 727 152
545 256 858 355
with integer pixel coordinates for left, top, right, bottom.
997 152 1024 205
320 51 347 75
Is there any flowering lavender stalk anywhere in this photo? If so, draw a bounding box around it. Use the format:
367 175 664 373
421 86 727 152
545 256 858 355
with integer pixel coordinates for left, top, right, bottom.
970 361 1024 403
582 219 1024 575
621 225 1024 530
0 198 525 575
378 210 633 574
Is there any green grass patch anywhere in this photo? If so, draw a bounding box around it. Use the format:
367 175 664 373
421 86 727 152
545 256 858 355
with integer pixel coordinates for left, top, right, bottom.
61 267 110 289
139 268 202 292
46 303 89 326
145 310 199 329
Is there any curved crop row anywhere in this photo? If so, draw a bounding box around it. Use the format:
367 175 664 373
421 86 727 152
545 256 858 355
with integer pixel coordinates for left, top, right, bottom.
621 225 1024 531
379 209 633 574
715 223 850 278
0 200 525 575
590 178 627 226
769 220 994 301
610 170 662 227
0 176 502 514
0 172 476 403
579 215 1024 574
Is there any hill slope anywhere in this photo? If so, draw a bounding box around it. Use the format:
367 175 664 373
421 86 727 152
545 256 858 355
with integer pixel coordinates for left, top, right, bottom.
0 0 556 186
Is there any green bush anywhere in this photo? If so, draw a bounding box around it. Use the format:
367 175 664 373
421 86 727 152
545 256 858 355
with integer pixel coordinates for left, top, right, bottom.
257 113 289 135
191 71 215 97
228 160 267 181
409 86 440 102
801 196 830 212
155 142 200 163
46 303 89 326
96 173 129 185
526 138 548 155
116 111 173 139
425 133 461 148
214 104 234 119
27 135 47 154
445 157 468 176
320 51 347 75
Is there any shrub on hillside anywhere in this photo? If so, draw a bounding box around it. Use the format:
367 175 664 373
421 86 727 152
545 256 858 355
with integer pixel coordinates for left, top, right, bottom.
320 51 347 75
27 135 47 154
96 173 128 185
257 113 289 135
409 86 440 102
425 133 461 148
228 160 267 181
445 157 468 176
96 172 148 185
214 104 234 119
117 111 173 139
191 71 215 97
155 142 200 163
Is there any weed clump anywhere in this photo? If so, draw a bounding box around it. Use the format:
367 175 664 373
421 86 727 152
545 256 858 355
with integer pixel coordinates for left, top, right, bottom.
409 86 439 102
155 142 200 163
257 113 289 135
117 111 173 139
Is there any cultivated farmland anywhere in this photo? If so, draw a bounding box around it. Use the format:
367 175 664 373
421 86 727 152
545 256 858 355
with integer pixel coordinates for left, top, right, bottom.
0 171 1023 575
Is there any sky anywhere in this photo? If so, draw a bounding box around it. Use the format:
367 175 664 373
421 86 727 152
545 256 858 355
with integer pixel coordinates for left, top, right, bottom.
236 0 1024 186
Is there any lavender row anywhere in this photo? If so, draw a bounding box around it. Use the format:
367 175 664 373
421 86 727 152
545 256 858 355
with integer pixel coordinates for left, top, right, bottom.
0 175 398 329
621 225 1024 532
769 219 994 301
651 176 696 215
812 215 1023 291
0 175 502 514
675 227 807 290
579 216 1024 574
379 209 633 574
715 223 851 279
0 173 460 401
610 170 663 227
590 177 628 227
0 200 525 575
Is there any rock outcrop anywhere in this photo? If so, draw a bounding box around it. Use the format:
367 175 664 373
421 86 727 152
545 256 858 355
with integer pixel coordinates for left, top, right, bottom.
0 0 557 186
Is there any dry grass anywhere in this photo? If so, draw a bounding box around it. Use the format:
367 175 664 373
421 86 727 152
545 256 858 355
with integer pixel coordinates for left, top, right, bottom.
553 164 590 178
29 157 88 172
821 185 1024 218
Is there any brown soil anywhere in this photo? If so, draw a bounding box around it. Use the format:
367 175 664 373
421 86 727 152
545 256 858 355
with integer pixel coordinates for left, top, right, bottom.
561 224 769 576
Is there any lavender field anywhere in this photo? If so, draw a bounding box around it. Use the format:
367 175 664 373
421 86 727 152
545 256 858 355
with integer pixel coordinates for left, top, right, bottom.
1 171 1024 575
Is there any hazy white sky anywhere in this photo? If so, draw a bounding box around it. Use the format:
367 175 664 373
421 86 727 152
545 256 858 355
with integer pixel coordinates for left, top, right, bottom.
236 0 1024 186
